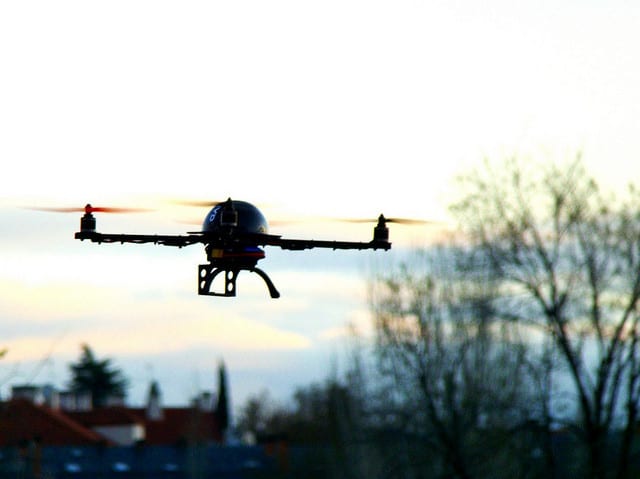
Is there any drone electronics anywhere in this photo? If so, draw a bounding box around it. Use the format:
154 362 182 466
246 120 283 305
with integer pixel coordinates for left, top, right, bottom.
44 199 400 298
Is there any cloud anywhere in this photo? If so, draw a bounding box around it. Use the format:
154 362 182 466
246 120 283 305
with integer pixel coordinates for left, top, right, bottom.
3 312 311 363
94 314 313 355
317 308 374 341
0 275 314 365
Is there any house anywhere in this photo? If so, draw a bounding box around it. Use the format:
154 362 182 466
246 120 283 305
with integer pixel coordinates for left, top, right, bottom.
0 372 277 479
0 399 105 447
63 394 223 446
1 378 224 447
0 399 270 479
65 407 145 446
129 380 223 445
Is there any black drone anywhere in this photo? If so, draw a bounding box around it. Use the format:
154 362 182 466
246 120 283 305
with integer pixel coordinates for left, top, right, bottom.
51 199 402 298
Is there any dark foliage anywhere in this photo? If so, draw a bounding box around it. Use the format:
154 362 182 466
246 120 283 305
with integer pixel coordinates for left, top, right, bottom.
68 344 128 408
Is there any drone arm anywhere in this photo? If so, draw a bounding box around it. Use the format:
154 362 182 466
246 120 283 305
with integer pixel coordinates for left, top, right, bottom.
251 214 392 251
259 237 391 251
75 231 205 248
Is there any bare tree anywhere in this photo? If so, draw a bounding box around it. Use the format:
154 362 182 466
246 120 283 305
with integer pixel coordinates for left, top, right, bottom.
368 248 544 479
451 156 640 479
235 389 278 442
235 378 371 479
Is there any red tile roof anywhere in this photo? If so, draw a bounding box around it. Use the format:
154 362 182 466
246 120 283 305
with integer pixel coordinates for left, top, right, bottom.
66 407 144 428
130 407 222 445
0 400 222 447
0 399 106 446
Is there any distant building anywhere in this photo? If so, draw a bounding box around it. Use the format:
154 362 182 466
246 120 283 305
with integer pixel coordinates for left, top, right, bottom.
58 390 93 412
11 385 46 405
131 382 223 445
66 407 146 446
0 399 105 446
1 376 224 447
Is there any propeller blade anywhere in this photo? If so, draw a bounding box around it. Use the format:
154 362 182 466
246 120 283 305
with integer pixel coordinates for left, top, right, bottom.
329 216 439 225
25 204 152 214
386 217 439 225
174 217 207 226
26 206 87 213
87 206 152 213
172 199 225 208
170 198 274 209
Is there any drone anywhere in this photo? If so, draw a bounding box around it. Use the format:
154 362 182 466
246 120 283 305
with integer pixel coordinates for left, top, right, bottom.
45 199 405 298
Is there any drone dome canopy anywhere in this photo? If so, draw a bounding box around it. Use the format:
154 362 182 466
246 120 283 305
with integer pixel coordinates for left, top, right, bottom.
202 200 269 234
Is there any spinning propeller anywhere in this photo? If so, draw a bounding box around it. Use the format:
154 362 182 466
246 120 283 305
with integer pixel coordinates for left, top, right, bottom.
336 217 435 225
27 204 152 214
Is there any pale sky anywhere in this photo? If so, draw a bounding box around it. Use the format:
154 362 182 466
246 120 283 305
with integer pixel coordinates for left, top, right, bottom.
1 1 640 408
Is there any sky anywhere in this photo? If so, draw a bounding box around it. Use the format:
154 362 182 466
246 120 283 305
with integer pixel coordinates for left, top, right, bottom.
1 0 640 411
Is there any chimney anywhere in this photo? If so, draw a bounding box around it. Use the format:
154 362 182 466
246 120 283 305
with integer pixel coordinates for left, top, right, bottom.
198 391 213 412
146 381 164 421
43 384 60 409
12 385 45 405
59 390 93 412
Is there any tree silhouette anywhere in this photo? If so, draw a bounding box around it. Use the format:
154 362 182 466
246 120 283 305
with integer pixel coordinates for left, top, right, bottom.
214 361 230 436
452 157 640 479
68 343 128 408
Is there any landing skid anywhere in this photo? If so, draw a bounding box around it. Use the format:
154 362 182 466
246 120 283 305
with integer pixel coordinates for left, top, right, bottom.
198 264 280 298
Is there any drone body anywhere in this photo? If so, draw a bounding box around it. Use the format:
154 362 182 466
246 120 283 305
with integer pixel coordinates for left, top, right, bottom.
73 199 392 298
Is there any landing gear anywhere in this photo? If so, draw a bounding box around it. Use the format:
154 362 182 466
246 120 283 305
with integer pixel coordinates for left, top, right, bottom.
198 262 280 298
